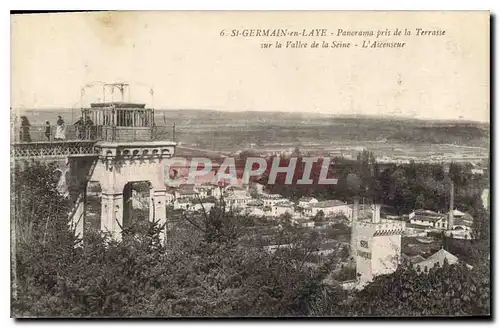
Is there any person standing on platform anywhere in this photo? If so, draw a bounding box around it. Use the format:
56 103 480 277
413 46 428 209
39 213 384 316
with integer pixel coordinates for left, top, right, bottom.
55 116 66 140
44 121 51 141
74 116 85 139
84 115 94 139
19 116 31 142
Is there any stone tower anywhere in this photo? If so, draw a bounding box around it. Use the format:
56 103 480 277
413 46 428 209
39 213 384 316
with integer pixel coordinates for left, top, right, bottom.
354 204 405 283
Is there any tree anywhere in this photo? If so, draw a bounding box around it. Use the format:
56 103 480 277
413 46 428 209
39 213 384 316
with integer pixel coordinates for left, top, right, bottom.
312 210 325 222
341 261 490 317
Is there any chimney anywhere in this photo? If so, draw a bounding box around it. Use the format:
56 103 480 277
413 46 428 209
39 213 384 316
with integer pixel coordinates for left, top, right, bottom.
351 197 360 259
372 204 381 224
448 180 454 229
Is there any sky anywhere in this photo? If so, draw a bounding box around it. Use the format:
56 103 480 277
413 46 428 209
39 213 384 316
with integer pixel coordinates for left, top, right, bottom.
11 11 490 122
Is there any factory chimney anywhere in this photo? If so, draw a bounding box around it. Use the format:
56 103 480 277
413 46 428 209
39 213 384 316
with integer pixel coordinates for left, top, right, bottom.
351 197 360 259
372 204 381 224
448 180 454 229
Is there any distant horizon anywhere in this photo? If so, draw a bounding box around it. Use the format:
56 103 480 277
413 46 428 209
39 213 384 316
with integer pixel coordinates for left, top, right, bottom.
11 106 490 124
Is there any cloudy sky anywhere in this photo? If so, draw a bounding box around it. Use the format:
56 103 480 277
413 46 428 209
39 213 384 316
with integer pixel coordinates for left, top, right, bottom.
11 11 489 122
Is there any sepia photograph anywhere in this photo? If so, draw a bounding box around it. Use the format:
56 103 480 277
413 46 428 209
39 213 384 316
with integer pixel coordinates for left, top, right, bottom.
10 10 490 318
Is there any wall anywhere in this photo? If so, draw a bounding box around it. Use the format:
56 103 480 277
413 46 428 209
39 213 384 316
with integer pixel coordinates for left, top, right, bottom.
355 224 375 282
99 127 152 142
272 206 294 217
371 234 401 277
409 218 435 228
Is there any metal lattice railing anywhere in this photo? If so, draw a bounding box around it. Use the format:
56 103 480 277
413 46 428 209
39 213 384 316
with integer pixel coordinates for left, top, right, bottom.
11 141 99 159
13 125 170 143
11 124 173 159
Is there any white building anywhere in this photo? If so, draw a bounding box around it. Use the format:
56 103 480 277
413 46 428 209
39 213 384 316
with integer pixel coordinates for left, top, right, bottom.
272 200 295 217
195 184 222 199
174 185 199 201
305 200 350 218
298 197 318 208
292 218 314 228
191 202 216 213
243 200 266 217
173 199 192 211
262 194 288 207
408 210 447 229
408 209 473 231
224 189 252 210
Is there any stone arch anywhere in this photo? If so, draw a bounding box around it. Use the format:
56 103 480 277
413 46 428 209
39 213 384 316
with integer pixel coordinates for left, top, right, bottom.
122 180 153 229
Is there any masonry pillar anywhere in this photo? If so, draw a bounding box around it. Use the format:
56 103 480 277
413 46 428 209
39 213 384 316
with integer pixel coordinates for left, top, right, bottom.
122 183 133 229
151 188 167 242
149 188 155 222
71 197 85 241
101 192 124 240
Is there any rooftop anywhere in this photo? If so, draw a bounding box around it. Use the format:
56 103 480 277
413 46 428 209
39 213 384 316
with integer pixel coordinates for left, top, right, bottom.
275 201 294 207
90 102 146 108
413 249 459 270
263 194 283 199
299 197 317 202
413 209 440 216
310 200 346 208
411 215 444 222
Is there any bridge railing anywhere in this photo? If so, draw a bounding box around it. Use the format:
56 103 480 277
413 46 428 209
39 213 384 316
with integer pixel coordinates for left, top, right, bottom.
13 125 172 144
13 125 95 143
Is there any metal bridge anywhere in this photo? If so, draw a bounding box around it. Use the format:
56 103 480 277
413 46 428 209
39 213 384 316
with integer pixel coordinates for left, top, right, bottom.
11 125 171 160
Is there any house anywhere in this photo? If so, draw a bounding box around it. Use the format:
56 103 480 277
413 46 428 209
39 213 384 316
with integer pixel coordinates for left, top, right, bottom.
191 202 216 213
298 197 319 208
408 209 447 229
224 189 252 209
195 184 222 199
403 223 429 237
412 248 460 272
245 207 266 217
243 200 266 217
305 200 350 218
174 184 199 201
173 199 192 211
272 200 295 217
262 194 287 207
452 215 473 231
292 218 314 228
409 209 474 231
444 225 474 240
402 254 426 265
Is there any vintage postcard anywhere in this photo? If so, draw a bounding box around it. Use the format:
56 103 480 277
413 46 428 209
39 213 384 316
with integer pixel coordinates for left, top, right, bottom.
10 11 490 318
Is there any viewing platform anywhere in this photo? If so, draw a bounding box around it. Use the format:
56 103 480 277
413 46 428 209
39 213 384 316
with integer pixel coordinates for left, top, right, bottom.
12 99 173 160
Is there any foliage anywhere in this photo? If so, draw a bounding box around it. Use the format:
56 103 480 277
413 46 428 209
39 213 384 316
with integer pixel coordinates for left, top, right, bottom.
311 210 325 222
12 161 490 317
343 260 490 317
